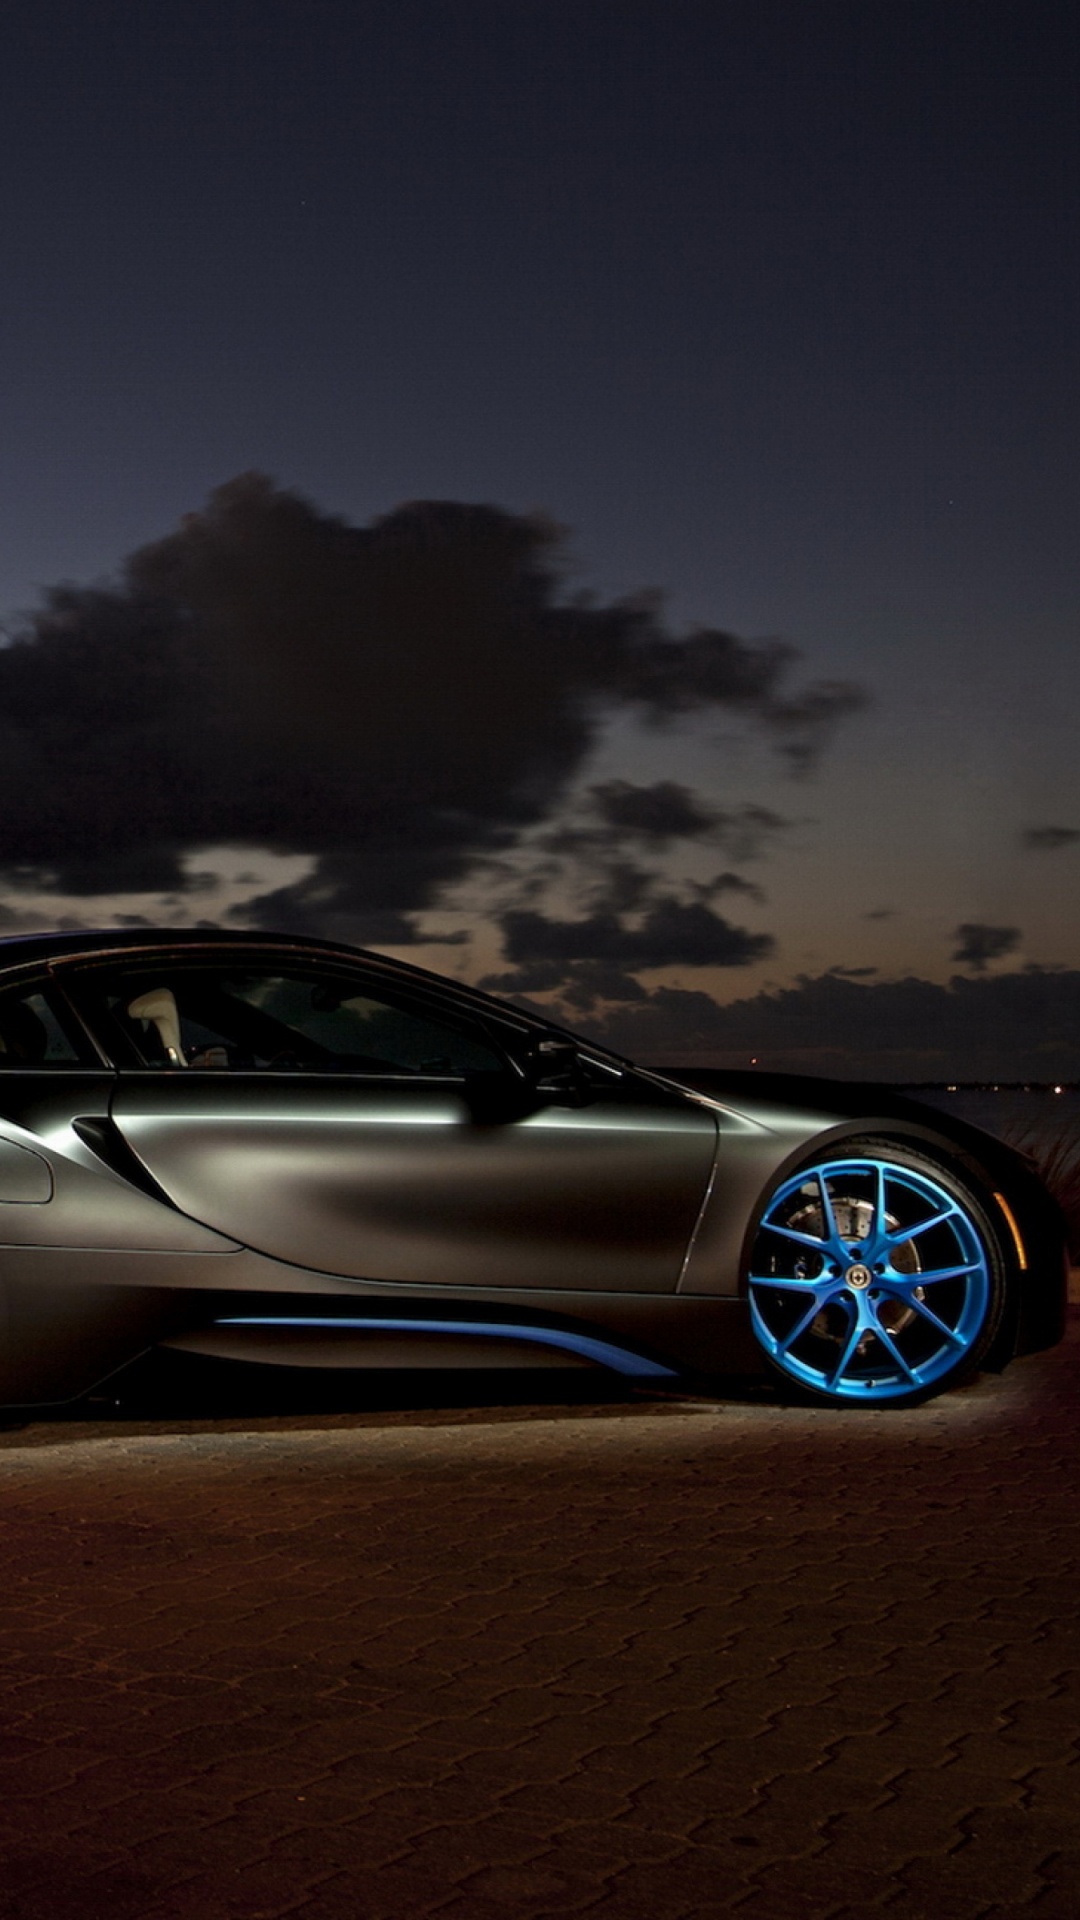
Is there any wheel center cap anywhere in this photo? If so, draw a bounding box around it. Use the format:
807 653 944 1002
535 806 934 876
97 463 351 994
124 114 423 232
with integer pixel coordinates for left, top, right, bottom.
845 1263 873 1290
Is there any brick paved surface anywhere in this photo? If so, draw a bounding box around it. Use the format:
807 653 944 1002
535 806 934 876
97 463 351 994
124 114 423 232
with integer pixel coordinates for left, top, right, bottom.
0 1320 1078 1920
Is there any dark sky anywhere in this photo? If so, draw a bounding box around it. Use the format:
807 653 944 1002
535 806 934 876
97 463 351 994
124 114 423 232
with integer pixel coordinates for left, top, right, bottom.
1 1 1078 1074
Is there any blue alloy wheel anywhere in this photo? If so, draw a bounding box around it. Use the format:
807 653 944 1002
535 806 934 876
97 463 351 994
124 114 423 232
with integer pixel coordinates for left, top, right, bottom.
746 1150 1004 1405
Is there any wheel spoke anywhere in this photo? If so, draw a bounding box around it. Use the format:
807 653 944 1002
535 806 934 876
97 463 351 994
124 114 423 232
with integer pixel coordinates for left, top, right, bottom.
763 1221 830 1253
748 1270 825 1293
874 1161 888 1241
884 1205 956 1249
815 1170 840 1243
773 1291 835 1355
825 1315 865 1390
888 1260 981 1288
869 1316 919 1382
894 1291 967 1346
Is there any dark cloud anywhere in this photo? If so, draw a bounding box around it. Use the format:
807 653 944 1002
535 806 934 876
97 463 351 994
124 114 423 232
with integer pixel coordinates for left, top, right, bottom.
227 899 463 949
539 963 650 1013
0 474 864 933
482 959 653 1016
951 923 1022 972
500 899 773 971
708 805 792 863
584 860 658 916
587 780 719 843
575 857 765 922
1022 826 1080 852
863 907 895 921
508 802 775 970
614 633 864 771
540 791 791 885
559 963 650 1010
575 967 1080 1082
480 959 571 999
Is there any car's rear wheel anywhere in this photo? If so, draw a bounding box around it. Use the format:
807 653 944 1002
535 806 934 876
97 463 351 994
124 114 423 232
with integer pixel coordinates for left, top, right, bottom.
745 1145 1007 1405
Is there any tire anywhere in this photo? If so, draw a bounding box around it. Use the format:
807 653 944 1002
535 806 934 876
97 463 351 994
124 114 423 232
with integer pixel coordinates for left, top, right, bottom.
745 1143 1008 1406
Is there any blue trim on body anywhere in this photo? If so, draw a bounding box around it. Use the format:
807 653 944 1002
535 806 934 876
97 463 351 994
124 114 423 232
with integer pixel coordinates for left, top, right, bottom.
216 1314 677 1378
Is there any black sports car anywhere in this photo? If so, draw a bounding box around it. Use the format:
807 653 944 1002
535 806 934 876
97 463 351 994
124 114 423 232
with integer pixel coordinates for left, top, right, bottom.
0 927 1064 1410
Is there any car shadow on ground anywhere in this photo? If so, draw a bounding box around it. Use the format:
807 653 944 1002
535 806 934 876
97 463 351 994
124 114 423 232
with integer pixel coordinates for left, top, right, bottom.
20 1346 781 1425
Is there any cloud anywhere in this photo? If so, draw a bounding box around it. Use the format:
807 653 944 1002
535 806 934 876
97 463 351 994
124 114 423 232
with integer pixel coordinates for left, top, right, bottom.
482 956 650 1015
544 786 791 860
951 923 1022 972
582 860 658 916
573 967 1080 1082
1022 825 1080 852
499 899 774 971
614 632 865 771
481 890 773 1018
587 780 720 843
0 474 864 937
537 789 791 931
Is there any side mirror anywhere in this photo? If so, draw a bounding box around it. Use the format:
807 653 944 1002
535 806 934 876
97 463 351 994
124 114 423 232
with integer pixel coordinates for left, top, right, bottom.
525 1038 595 1104
530 1037 578 1079
462 1041 600 1123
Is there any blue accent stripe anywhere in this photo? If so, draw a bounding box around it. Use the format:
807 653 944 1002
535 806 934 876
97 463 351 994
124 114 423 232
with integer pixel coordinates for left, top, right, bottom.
215 1314 677 1378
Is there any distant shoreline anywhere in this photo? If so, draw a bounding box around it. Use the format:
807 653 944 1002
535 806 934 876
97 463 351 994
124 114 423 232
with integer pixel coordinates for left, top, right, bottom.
900 1083 1079 1093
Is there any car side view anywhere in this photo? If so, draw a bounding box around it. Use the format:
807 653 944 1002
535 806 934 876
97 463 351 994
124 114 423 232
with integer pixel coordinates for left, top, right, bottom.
0 928 1064 1410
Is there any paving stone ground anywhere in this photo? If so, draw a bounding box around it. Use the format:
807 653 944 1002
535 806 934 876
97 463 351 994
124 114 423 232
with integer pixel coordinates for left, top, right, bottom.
0 1314 1078 1920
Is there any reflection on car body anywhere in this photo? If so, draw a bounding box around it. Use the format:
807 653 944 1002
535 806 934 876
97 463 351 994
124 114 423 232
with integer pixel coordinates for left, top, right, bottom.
0 927 1065 1410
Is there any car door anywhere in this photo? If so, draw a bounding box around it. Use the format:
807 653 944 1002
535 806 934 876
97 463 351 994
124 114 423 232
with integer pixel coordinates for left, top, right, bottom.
62 953 718 1294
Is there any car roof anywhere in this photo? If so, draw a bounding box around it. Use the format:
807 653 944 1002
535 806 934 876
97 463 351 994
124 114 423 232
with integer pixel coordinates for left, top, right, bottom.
0 926 357 968
0 926 497 1008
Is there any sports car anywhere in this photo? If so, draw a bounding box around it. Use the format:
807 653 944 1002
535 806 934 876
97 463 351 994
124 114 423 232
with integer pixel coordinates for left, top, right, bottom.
0 927 1064 1410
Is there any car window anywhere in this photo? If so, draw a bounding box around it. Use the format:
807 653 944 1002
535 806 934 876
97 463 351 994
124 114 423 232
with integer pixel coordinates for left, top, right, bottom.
0 987 88 1067
69 964 507 1076
236 975 505 1074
